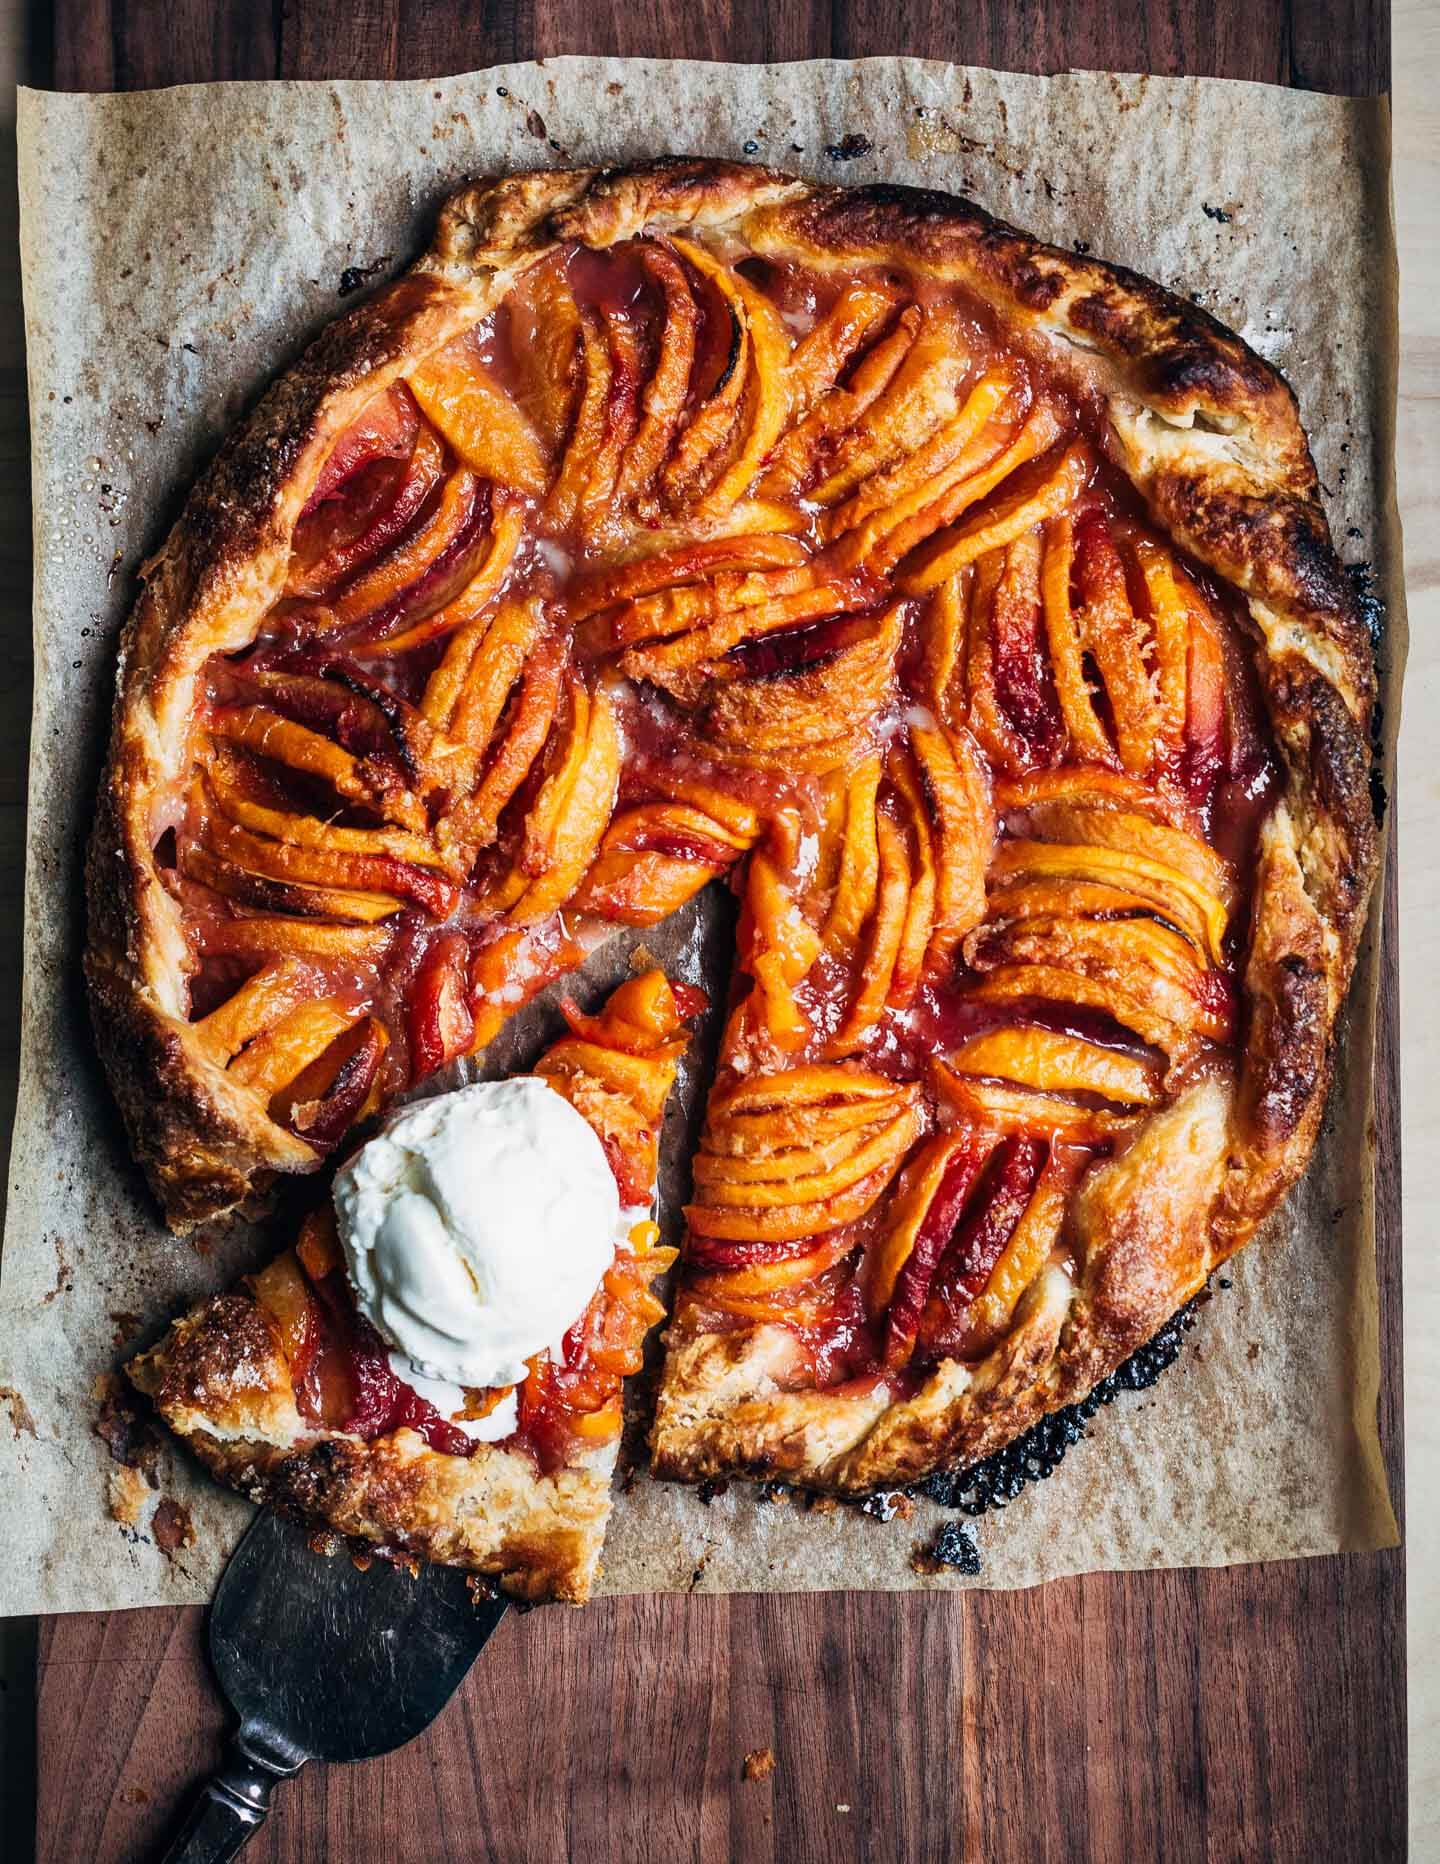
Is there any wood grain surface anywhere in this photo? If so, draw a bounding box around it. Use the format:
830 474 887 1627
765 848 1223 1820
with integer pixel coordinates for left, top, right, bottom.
23 5 1402 1861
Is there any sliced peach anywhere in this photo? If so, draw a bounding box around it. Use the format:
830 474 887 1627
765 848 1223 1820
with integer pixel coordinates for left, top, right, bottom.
1185 604 1229 806
560 968 694 1052
197 916 394 964
613 242 701 506
661 249 754 503
689 1103 916 1222
808 303 971 507
910 723 994 966
710 1061 907 1118
690 1265 849 1328
573 848 720 925
867 1130 995 1321
1072 512 1159 778
200 793 457 917
288 423 445 600
285 1017 390 1150
579 307 645 533
409 932 474 1083
251 1250 317 1373
603 796 758 857
929 1064 1140 1143
324 466 481 633
783 277 901 418
950 1150 1075 1357
987 838 1228 962
1041 513 1115 766
702 603 902 758
824 811 909 1055
1023 802 1237 913
919 1137 1048 1354
886 751 938 1007
209 707 365 800
194 958 315 1063
587 582 718 655
685 1230 856 1302
921 573 967 721
512 679 621 921
566 533 808 622
407 350 550 497
692 1103 924 1213
544 305 615 529
1123 526 1191 764
303 387 420 516
505 258 583 448
966 961 1193 1063
686 1156 911 1244
819 754 882 956
182 849 404 928
182 844 403 924
885 402 1067 590
662 239 790 520
900 433 1091 593
964 536 1038 774
759 304 920 498
973 914 1229 1046
296 1208 344 1282
355 490 524 657
596 561 807 661
439 635 565 855
467 929 584 1055
741 838 821 1051
202 747 440 867
707 1093 909 1165
946 1025 1160 1106
540 1034 687 1123
229 1000 363 1095
827 371 1016 564
883 1134 1012 1366
692 1120 878 1188
994 766 1201 832
433 596 548 747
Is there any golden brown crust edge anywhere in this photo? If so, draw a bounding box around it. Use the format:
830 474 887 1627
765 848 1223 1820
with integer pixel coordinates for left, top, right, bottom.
126 1290 610 1604
90 160 1379 1493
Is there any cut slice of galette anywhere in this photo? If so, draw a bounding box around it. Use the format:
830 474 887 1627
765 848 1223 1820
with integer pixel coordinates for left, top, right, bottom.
128 970 699 1602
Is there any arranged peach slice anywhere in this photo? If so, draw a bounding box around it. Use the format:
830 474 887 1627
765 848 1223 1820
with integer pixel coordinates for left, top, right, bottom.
901 435 1091 593
408 347 551 497
944 1026 1161 1107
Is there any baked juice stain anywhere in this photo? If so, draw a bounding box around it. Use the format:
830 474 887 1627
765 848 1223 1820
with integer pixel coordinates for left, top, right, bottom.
338 256 393 298
907 1296 1206 1571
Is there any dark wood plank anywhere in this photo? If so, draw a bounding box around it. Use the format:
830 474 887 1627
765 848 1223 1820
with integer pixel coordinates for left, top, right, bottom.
49 0 279 88
48 0 1391 93
29 5 1400 1862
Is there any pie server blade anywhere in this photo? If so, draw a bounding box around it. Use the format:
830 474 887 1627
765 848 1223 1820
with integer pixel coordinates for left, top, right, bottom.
156 1504 510 1863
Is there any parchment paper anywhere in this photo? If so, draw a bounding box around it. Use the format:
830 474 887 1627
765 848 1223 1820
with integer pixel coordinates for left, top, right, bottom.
0 58 1402 1617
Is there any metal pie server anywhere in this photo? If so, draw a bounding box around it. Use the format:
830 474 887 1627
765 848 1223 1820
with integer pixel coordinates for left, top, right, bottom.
158 1505 510 1863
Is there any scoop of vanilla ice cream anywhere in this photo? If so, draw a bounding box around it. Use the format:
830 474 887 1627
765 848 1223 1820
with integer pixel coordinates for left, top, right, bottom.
333 1077 620 1388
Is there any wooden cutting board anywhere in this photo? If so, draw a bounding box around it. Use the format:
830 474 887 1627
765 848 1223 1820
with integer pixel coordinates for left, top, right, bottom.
30 6 1403 1861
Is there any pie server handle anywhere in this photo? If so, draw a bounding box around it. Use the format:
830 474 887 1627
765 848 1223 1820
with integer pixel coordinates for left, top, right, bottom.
157 1726 306 1864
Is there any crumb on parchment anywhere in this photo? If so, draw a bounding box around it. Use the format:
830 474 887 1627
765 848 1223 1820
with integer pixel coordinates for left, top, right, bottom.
152 1496 196 1556
107 1463 149 1529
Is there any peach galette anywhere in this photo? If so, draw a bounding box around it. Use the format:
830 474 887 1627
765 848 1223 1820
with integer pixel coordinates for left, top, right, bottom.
98 161 1376 1572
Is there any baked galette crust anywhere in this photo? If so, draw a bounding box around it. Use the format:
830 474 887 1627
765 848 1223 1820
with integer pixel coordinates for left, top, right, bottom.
92 160 1377 1502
